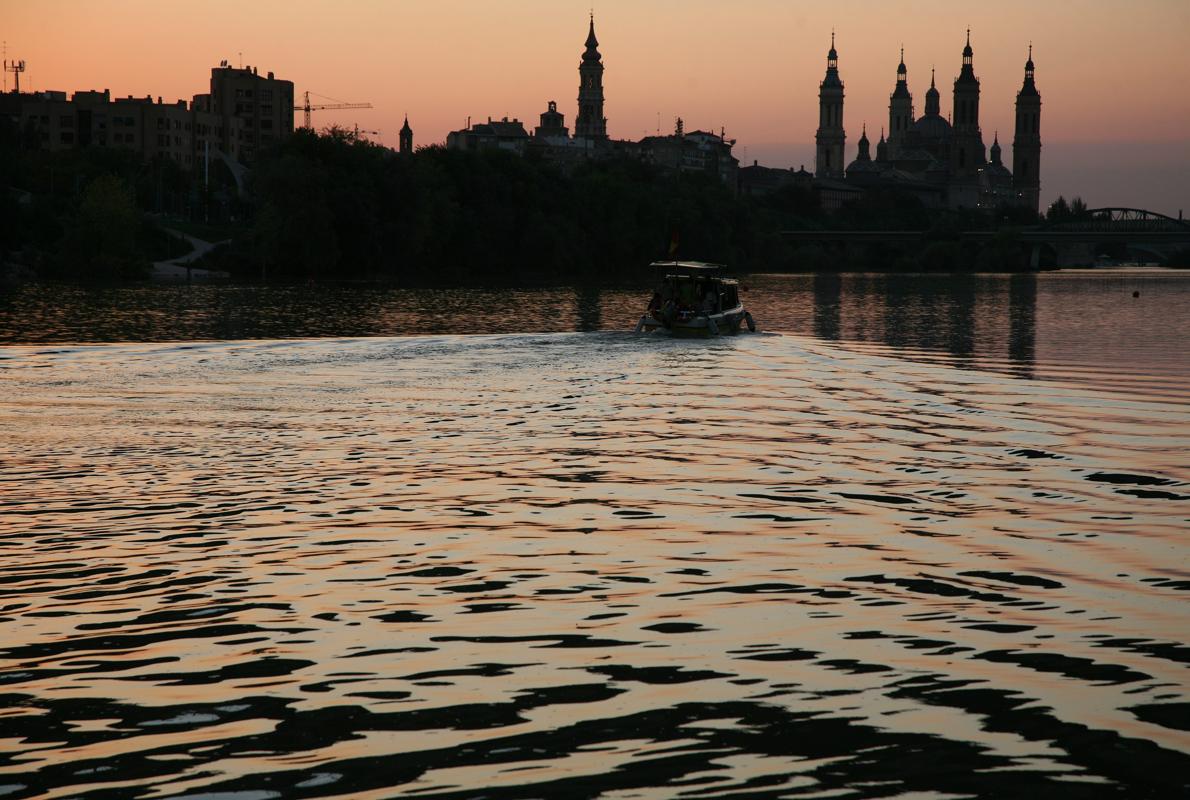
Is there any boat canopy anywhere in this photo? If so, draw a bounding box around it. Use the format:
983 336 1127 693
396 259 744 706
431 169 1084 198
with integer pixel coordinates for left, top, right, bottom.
649 260 726 276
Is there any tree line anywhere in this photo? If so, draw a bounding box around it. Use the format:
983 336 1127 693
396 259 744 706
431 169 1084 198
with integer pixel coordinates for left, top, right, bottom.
6 122 1112 283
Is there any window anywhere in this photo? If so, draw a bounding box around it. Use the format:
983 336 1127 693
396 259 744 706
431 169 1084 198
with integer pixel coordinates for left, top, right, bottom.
157 118 165 129
60 115 74 127
60 131 74 144
260 104 272 114
261 89 273 100
260 119 273 130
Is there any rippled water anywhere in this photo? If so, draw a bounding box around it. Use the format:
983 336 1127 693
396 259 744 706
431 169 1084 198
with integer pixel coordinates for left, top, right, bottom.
3 270 1188 397
1 323 1187 797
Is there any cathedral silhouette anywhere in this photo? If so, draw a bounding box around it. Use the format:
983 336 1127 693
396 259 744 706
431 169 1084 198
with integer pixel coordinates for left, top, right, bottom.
816 31 1041 212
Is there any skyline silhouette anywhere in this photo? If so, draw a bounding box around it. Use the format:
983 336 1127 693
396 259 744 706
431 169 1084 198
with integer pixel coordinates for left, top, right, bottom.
5 0 1189 214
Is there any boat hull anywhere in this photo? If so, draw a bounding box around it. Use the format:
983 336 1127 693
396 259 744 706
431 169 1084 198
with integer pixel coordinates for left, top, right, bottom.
638 305 752 337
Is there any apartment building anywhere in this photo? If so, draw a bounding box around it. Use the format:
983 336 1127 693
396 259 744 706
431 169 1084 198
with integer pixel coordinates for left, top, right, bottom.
13 62 293 170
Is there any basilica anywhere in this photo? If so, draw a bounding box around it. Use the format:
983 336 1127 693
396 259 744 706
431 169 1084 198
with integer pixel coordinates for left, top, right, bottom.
815 32 1041 213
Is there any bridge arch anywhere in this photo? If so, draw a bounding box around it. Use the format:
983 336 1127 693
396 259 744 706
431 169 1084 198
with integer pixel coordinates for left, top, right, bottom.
1041 207 1190 233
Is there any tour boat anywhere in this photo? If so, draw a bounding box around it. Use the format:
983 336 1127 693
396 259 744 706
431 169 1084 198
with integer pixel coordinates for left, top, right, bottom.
634 261 756 337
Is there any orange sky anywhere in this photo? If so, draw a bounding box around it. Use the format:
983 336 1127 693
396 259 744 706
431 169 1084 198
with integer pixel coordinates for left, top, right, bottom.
5 0 1190 211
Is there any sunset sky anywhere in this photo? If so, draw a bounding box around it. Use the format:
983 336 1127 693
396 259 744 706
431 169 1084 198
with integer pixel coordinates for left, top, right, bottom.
6 0 1189 214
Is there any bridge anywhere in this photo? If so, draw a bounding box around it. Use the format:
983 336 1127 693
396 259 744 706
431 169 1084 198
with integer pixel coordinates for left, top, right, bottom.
782 208 1190 266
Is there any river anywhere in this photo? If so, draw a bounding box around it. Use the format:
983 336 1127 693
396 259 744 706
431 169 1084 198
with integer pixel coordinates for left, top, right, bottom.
0 270 1186 798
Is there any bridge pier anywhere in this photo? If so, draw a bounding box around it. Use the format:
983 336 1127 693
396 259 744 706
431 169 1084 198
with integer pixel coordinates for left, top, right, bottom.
1055 242 1096 267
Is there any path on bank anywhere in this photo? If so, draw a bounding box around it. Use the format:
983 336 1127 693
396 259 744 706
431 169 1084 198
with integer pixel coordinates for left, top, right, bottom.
152 228 231 281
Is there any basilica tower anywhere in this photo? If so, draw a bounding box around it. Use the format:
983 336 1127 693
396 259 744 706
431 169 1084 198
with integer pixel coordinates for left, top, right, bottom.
575 14 607 141
1013 46 1042 213
815 32 845 179
887 48 913 158
951 29 986 177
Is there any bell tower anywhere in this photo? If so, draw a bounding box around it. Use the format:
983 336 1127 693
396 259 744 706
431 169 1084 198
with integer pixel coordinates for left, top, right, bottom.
951 29 986 177
815 32 846 179
887 47 913 158
399 115 413 154
1013 45 1042 213
575 14 607 140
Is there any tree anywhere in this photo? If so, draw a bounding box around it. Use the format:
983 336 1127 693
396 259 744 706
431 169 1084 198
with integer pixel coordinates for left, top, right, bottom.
57 175 145 279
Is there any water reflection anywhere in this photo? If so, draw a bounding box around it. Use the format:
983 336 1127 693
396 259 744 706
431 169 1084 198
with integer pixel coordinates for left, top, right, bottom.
575 285 602 331
1009 273 1037 378
0 270 1186 396
811 272 841 340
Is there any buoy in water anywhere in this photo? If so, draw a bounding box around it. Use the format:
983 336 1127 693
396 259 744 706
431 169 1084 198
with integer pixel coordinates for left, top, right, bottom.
1133 291 1140 298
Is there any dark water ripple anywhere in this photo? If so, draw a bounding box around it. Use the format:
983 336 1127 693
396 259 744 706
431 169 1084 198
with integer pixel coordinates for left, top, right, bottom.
0 332 1187 798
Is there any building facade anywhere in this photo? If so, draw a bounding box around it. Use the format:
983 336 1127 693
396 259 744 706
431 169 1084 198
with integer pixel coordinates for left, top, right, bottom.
197 63 294 163
446 117 531 154
13 61 293 173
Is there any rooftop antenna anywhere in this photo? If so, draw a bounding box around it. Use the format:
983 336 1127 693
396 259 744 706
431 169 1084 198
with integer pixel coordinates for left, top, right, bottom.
4 58 26 94
2 41 5 93
238 51 243 69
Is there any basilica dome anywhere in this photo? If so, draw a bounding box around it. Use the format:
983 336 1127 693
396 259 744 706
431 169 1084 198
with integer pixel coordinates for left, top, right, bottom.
912 114 952 141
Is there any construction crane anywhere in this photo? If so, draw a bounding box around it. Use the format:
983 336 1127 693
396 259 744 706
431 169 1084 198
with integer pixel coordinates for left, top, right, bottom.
296 90 372 130
352 125 381 142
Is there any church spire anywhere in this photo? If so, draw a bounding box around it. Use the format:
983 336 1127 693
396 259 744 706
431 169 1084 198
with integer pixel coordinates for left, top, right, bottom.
888 45 913 158
1013 45 1042 213
575 14 607 140
924 66 940 116
399 114 413 154
815 30 845 178
952 28 985 176
584 12 599 52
